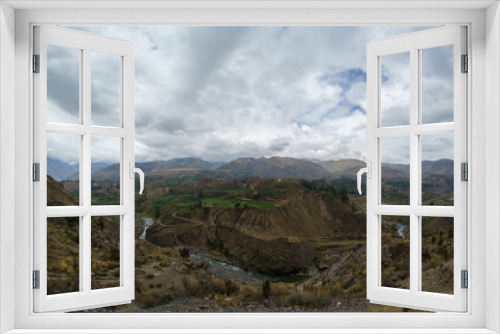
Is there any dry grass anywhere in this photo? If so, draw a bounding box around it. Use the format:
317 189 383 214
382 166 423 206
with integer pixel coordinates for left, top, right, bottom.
284 292 331 310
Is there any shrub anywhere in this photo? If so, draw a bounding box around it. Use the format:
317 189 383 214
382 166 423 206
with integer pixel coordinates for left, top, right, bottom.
284 292 330 310
135 279 145 294
240 286 256 300
272 283 290 303
212 278 227 294
111 268 120 276
225 278 239 296
179 305 195 312
117 302 142 313
263 280 271 298
136 290 162 308
160 286 180 303
110 246 120 262
179 247 190 258
182 276 203 298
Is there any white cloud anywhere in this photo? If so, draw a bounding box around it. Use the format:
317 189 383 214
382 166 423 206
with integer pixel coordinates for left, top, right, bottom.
47 26 444 164
380 52 411 127
47 133 80 165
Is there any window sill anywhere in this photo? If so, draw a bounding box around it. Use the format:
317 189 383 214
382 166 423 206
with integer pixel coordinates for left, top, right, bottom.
3 330 498 334
1 328 495 334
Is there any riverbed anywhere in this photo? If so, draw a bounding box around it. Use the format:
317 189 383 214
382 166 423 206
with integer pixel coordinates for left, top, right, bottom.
190 251 274 284
190 250 312 284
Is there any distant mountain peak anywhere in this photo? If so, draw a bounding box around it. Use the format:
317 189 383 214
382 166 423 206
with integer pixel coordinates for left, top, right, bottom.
48 158 112 181
47 158 78 181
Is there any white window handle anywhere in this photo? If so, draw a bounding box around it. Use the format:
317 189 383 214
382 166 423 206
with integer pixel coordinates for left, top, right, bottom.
129 162 145 195
357 162 371 195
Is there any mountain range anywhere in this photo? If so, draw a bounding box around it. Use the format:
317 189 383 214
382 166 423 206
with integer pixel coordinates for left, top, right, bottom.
48 156 455 181
47 157 111 181
218 157 331 180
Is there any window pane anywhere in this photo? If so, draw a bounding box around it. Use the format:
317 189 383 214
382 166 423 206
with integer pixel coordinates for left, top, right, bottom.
381 215 410 289
91 136 121 205
421 216 453 294
421 45 454 124
91 216 121 290
47 133 80 206
47 44 80 124
91 52 121 127
47 217 80 295
421 133 454 206
381 137 410 205
380 52 410 127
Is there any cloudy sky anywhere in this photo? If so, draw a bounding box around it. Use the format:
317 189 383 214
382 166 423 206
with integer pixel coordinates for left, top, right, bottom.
46 26 454 165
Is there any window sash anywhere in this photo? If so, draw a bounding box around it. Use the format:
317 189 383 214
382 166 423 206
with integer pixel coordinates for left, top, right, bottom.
33 25 136 313
366 26 467 312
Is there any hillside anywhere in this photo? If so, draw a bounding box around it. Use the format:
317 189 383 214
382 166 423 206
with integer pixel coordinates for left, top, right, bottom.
218 157 331 180
313 158 366 179
382 159 453 177
89 157 216 181
46 175 123 293
315 158 453 179
47 175 79 206
422 159 454 177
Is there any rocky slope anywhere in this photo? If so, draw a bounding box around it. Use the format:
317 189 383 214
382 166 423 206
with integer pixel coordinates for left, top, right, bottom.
47 175 79 206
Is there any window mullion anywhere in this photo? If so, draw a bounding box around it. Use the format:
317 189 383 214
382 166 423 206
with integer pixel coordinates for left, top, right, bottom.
365 50 379 299
82 47 92 294
81 214 91 293
409 47 420 294
78 49 85 293
82 47 91 204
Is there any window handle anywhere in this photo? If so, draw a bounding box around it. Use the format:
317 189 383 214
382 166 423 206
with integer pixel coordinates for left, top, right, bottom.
129 162 145 195
357 162 371 195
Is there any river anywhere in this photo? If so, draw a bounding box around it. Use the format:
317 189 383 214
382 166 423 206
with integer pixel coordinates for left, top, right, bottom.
385 220 408 238
139 217 154 240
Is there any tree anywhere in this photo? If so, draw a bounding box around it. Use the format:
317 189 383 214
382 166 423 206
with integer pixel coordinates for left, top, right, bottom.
263 280 271 298
153 206 160 219
340 187 349 202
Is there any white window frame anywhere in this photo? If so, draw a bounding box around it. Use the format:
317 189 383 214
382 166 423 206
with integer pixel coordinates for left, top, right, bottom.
1 1 499 333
